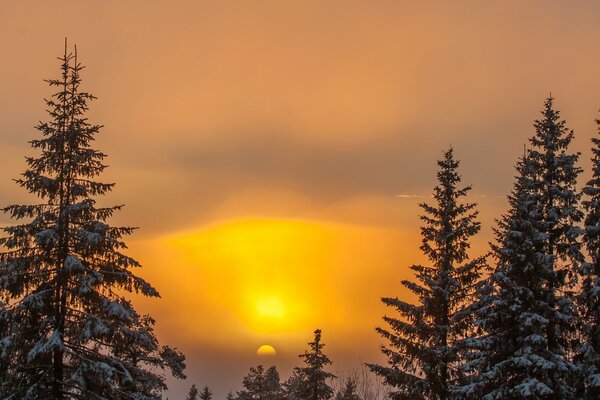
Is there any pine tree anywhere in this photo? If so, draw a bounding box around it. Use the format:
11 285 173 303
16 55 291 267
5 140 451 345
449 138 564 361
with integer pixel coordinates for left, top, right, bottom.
369 148 483 400
200 385 214 400
288 329 336 400
187 384 200 400
237 365 283 400
335 377 361 400
578 116 600 398
455 98 582 399
284 369 305 400
457 156 579 399
528 96 583 286
0 43 185 398
226 391 236 400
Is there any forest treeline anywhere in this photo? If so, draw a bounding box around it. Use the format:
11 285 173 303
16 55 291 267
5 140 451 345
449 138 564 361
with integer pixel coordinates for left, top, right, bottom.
1 46 599 400
184 329 385 400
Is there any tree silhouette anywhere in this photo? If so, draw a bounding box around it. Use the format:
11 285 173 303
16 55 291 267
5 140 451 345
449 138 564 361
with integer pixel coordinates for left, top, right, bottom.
200 385 214 400
578 115 600 399
0 42 185 399
456 97 582 399
370 148 484 400
237 365 283 400
187 384 200 400
289 329 336 400
335 377 361 400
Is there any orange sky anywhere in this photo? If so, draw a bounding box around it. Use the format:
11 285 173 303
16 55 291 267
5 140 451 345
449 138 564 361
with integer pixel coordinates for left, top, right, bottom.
2 1 600 398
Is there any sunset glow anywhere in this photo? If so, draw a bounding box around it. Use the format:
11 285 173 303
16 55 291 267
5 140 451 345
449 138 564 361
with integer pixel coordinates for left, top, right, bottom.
2 1 600 398
255 296 286 320
164 219 331 333
128 217 420 353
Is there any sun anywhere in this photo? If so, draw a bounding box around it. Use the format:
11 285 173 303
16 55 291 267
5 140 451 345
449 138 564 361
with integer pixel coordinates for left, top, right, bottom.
256 344 277 356
158 218 343 335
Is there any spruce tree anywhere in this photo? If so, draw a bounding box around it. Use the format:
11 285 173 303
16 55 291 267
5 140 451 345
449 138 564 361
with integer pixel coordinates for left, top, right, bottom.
369 148 483 400
457 157 579 399
289 329 336 400
455 98 582 399
578 116 600 398
335 377 361 400
187 384 200 400
528 96 583 286
237 365 283 400
199 385 213 400
0 43 185 398
284 369 305 400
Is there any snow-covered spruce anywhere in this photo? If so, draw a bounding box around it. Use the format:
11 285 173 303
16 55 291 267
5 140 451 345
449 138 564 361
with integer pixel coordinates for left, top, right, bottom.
0 45 185 398
236 365 284 400
369 148 484 400
578 116 600 399
527 96 584 287
455 97 582 400
287 329 336 400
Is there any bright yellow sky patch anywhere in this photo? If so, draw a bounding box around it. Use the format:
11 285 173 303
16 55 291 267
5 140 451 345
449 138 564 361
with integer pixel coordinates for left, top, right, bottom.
255 296 286 320
130 217 419 352
177 218 334 334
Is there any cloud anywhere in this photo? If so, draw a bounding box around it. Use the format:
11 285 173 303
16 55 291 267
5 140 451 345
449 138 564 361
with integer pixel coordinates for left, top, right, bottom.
2 3 600 397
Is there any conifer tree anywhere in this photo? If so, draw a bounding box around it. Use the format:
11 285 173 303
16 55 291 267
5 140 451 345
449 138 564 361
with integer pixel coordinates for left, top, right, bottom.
237 365 283 400
289 329 336 400
284 369 305 400
528 96 583 286
0 43 185 398
187 384 200 400
457 157 578 399
455 98 582 399
369 148 483 400
200 385 214 400
335 377 361 400
578 116 600 398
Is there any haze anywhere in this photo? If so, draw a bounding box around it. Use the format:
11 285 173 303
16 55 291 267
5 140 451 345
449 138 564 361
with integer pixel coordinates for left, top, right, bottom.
1 1 600 398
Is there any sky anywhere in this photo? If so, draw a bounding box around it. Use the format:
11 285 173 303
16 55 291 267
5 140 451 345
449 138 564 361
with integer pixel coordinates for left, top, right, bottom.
1 1 600 398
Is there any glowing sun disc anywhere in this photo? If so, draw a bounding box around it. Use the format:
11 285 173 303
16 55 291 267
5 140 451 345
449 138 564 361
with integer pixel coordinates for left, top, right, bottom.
256 344 277 356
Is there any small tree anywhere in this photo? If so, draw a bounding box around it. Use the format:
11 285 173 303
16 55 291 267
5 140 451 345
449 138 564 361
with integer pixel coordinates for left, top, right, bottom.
237 365 283 400
578 116 600 399
284 369 305 400
289 329 336 400
369 148 484 400
335 377 361 400
187 384 200 400
0 42 185 398
200 385 214 400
